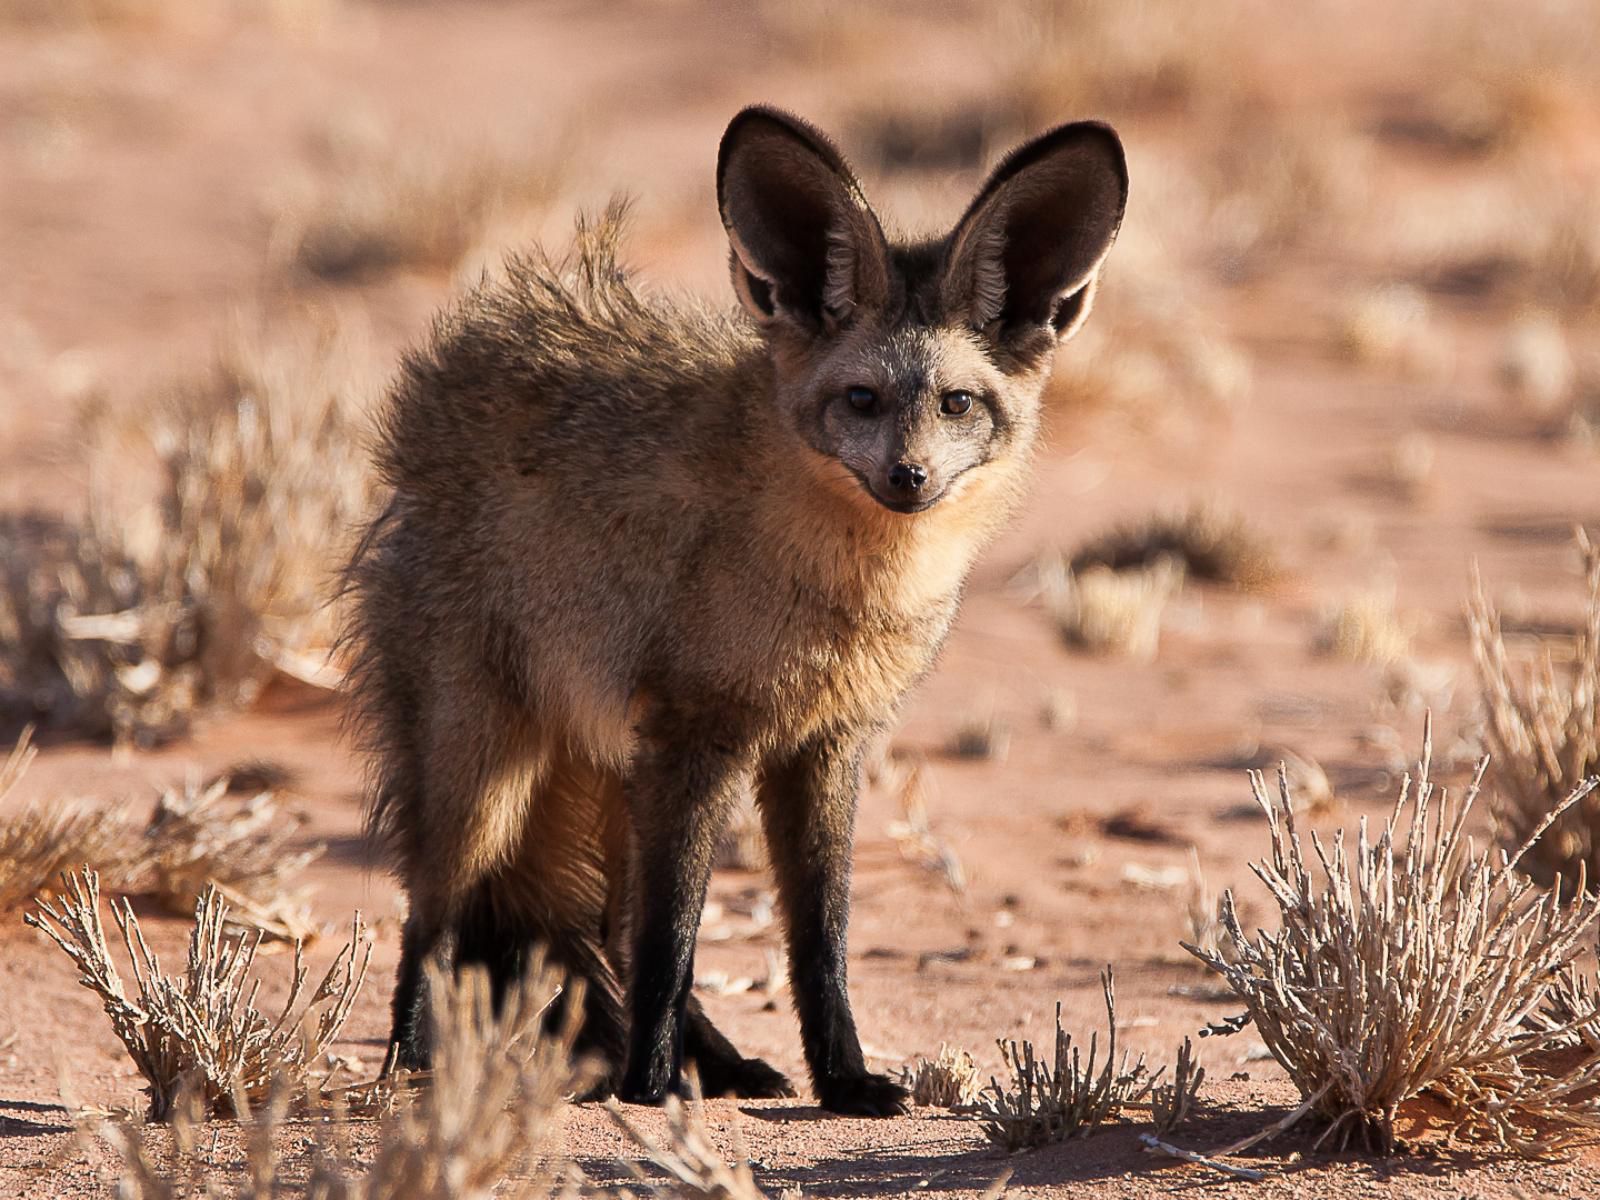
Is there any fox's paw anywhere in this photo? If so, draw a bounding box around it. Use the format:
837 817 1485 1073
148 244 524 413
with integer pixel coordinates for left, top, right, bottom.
817 1071 910 1117
698 1055 796 1100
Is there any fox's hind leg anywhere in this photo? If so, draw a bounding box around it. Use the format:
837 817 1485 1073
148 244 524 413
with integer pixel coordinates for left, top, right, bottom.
683 997 795 1099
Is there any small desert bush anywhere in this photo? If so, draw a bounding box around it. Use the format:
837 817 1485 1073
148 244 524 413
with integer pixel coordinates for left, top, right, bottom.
1068 503 1279 590
904 1044 981 1110
102 959 584 1199
1041 557 1183 662
1470 532 1600 890
0 321 374 745
975 972 1162 1151
0 727 134 908
1188 730 1600 1153
27 870 369 1119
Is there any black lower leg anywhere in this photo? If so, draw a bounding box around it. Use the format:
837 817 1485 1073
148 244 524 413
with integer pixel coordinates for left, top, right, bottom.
387 912 438 1072
759 731 908 1117
619 727 747 1105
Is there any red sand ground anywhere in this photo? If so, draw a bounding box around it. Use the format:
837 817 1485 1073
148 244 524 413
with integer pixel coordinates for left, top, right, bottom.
3 2 1599 1195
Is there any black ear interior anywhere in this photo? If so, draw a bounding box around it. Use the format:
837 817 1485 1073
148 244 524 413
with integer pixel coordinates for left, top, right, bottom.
945 121 1128 339
717 106 887 327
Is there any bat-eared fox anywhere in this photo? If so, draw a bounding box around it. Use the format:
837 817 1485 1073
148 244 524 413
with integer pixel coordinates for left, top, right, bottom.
345 105 1127 1115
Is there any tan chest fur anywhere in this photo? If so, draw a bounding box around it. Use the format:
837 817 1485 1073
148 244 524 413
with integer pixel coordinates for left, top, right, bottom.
703 459 1023 747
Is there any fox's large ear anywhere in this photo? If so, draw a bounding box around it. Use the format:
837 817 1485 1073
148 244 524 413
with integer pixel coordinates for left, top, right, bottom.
717 106 891 333
941 121 1127 344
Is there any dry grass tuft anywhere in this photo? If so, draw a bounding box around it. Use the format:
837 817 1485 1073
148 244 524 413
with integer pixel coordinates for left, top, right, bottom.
1069 504 1280 591
904 1044 982 1110
1317 590 1414 666
0 321 373 745
0 727 135 908
137 777 322 939
1187 727 1600 1154
713 799 767 874
26 869 369 1119
1470 531 1600 890
1334 284 1446 377
947 711 1011 762
1499 313 1575 414
1042 557 1183 662
0 758 320 934
975 972 1158 1151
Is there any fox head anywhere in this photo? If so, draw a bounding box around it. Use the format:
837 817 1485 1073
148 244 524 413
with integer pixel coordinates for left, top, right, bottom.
717 106 1127 516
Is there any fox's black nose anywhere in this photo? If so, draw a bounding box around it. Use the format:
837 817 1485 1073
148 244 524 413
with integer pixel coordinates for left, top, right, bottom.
887 462 928 494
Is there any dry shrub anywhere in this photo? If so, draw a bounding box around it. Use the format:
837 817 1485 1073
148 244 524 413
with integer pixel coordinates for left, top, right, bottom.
0 727 135 908
1069 503 1279 591
1187 730 1600 1154
904 1044 981 1110
0 759 320 936
0 321 373 746
976 973 1159 1151
100 960 582 1199
947 711 1011 762
280 129 564 283
1042 557 1183 662
1470 532 1600 890
26 870 370 1120
138 778 323 940
1316 591 1413 666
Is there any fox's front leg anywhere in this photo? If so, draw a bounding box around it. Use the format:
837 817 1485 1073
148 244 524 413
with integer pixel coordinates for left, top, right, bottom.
758 730 910 1116
619 726 747 1105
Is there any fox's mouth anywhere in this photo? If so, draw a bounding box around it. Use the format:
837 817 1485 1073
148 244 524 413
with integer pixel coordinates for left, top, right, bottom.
845 468 945 515
868 492 943 514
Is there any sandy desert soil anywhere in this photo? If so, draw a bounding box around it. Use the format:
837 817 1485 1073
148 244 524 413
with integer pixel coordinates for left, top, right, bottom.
3 1 1600 1196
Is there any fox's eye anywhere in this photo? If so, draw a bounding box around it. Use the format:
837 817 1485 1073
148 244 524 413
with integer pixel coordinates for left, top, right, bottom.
846 386 877 413
941 390 974 417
